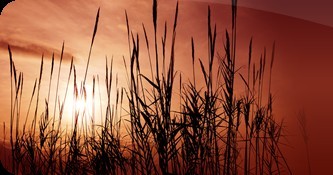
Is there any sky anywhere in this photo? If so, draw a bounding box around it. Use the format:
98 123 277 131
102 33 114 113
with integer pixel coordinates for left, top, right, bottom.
1 0 333 174
195 0 333 27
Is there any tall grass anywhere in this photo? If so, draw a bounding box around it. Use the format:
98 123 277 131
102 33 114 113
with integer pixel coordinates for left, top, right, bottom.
4 0 292 174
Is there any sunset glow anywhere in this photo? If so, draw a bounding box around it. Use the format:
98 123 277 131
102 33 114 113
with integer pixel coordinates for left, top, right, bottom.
1 0 333 174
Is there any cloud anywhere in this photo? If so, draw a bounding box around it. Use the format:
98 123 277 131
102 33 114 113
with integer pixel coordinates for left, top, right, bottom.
0 38 74 61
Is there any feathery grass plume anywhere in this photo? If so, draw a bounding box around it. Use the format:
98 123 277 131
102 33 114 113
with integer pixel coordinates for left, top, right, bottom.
47 53 55 107
84 7 100 85
152 0 160 84
125 11 131 58
51 42 64 138
32 54 44 135
142 23 154 80
8 45 15 174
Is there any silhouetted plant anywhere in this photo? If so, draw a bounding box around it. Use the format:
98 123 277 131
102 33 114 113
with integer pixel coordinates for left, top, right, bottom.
5 0 291 174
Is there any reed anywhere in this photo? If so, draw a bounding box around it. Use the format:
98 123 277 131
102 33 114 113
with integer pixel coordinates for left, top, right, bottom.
4 0 292 174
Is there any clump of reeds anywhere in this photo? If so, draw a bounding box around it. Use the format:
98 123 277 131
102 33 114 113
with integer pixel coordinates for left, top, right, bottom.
5 0 292 174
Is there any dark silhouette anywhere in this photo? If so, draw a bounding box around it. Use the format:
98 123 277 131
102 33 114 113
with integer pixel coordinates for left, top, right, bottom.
0 0 15 15
0 161 13 175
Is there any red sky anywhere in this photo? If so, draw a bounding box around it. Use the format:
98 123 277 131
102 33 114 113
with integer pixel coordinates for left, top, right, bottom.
1 0 333 174
196 0 333 27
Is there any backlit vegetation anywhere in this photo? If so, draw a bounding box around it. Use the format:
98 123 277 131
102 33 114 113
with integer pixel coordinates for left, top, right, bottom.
4 0 291 174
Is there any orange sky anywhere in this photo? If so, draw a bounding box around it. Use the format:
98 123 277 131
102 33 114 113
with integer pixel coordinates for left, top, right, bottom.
1 0 333 174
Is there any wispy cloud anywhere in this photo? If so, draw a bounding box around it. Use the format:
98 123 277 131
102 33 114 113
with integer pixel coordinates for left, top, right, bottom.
0 38 74 61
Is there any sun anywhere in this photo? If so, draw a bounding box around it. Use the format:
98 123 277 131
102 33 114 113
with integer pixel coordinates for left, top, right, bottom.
63 84 97 125
73 86 94 115
74 96 87 114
